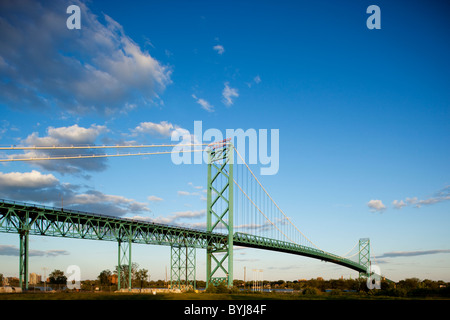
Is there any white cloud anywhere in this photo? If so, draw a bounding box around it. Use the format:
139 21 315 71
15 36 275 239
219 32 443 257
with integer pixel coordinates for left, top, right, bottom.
148 195 163 202
9 124 109 176
139 209 206 227
171 209 205 219
0 170 150 217
406 197 418 205
392 186 450 209
188 182 203 190
0 0 172 115
192 94 214 112
129 121 201 148
131 121 178 137
392 199 407 209
246 75 262 88
213 44 225 55
222 82 239 106
367 199 386 212
67 190 150 215
24 124 107 146
0 170 58 188
177 191 200 196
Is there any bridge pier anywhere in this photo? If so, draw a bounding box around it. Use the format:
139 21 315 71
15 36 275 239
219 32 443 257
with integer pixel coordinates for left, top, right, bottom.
117 238 132 291
19 230 29 290
170 244 196 290
18 210 30 291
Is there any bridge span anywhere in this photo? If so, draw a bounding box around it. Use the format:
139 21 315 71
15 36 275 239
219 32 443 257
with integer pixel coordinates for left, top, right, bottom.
0 141 372 290
0 199 368 290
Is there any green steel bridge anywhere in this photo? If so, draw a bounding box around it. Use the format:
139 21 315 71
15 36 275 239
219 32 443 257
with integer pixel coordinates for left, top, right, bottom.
0 142 372 290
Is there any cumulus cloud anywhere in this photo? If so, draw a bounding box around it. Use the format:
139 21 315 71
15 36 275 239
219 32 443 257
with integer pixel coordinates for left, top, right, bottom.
0 170 58 188
0 0 171 116
392 199 407 209
8 124 108 176
24 124 108 146
0 170 150 217
129 121 204 149
222 82 239 106
367 199 386 212
213 44 225 55
130 121 179 137
192 94 214 112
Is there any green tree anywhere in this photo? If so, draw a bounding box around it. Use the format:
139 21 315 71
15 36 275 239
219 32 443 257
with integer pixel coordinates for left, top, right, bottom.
98 269 112 285
398 277 420 291
114 262 139 284
49 269 67 285
135 268 149 289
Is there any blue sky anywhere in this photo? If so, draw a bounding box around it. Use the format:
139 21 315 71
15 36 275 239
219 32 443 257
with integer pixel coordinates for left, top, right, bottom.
0 0 449 282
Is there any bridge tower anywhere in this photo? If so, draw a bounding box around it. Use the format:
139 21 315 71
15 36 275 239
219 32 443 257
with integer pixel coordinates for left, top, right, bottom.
206 140 234 288
358 238 371 279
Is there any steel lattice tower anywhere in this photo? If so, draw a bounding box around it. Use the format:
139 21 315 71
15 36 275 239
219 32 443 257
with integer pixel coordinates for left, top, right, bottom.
170 244 196 290
358 238 371 279
206 141 234 287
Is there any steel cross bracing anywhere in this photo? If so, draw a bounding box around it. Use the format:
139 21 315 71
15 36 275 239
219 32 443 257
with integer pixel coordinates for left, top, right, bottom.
170 244 196 290
206 141 234 288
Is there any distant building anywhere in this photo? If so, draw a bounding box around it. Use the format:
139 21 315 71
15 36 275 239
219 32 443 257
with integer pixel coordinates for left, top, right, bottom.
109 274 118 285
6 277 19 285
29 273 42 284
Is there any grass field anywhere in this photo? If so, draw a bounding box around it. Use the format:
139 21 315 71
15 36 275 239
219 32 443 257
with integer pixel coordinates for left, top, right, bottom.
1 291 448 300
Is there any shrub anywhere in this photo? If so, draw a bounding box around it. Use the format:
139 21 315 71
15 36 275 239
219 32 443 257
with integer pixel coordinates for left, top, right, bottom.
302 287 320 295
329 289 342 296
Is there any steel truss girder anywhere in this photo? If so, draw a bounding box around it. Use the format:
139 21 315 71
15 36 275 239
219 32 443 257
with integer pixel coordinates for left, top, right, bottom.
233 232 368 273
0 199 370 287
0 199 226 291
0 200 224 247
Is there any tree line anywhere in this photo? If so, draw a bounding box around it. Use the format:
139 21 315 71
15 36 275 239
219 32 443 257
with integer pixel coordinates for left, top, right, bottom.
2 270 449 297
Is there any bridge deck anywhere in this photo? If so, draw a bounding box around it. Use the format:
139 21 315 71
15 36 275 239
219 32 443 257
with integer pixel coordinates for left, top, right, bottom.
0 199 367 274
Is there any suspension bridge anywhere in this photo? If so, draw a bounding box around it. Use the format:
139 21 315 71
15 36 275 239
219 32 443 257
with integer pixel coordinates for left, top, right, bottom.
0 141 373 290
